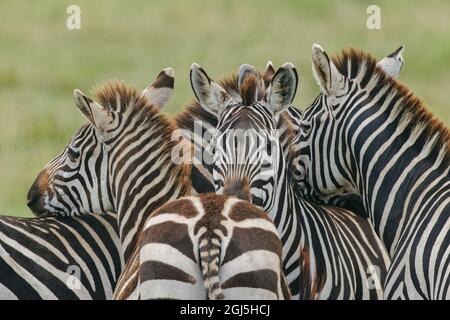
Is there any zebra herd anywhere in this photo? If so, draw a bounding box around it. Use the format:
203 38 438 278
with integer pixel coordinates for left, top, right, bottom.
0 44 448 299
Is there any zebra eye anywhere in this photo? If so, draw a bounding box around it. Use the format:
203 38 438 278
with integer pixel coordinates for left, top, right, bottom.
266 139 272 156
67 147 80 162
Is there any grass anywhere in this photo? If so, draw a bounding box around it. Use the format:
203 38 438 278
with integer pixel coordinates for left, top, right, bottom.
0 0 449 217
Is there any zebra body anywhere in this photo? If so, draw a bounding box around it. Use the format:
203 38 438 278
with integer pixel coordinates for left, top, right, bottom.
0 212 122 299
295 45 450 299
190 63 390 299
116 193 290 300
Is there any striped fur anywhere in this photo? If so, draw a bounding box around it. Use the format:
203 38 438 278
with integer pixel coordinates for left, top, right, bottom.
0 212 122 299
176 65 365 213
295 45 450 299
26 70 288 299
24 69 191 298
115 193 290 300
0 68 178 300
287 47 405 217
191 63 391 299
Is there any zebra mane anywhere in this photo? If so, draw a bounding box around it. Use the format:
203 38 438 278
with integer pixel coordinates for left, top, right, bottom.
333 48 450 161
92 80 192 192
279 110 298 168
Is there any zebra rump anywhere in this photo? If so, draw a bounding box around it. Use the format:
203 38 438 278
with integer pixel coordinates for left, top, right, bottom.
114 193 290 300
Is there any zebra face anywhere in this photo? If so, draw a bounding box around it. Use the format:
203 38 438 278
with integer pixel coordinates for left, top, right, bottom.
27 124 110 216
211 103 281 209
191 63 298 211
27 68 175 216
293 44 406 203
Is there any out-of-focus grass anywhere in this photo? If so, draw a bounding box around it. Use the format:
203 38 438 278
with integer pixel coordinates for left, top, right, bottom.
0 0 449 217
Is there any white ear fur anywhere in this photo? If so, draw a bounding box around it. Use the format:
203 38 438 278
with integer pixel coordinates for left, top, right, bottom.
190 63 227 115
311 44 345 96
73 89 112 133
268 62 298 114
141 67 175 109
377 45 404 78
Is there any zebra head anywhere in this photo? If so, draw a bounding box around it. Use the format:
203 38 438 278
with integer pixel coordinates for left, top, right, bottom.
292 44 405 203
27 68 175 216
190 63 298 211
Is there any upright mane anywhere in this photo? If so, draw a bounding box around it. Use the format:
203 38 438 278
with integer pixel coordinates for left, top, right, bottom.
332 48 450 161
92 80 191 191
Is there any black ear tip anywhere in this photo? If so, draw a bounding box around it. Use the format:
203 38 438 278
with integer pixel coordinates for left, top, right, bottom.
151 68 175 89
387 45 405 58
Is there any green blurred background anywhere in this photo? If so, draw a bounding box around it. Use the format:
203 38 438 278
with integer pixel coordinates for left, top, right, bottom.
0 0 449 217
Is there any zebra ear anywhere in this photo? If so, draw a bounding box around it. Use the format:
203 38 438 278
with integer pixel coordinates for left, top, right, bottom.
262 61 276 88
141 67 175 109
311 44 345 96
73 89 112 134
238 64 264 106
377 45 404 78
190 63 228 115
268 63 298 114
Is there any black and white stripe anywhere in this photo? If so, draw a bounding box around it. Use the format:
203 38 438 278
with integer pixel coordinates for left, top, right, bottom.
115 193 290 300
0 212 122 299
190 63 391 299
295 44 449 299
24 69 190 298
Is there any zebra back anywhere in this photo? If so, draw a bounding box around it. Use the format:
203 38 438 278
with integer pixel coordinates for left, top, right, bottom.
0 212 122 299
114 193 290 300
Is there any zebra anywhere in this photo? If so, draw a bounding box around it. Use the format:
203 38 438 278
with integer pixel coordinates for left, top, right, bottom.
190 62 391 299
0 212 122 299
26 68 289 300
24 68 188 298
114 193 290 300
293 44 450 299
288 46 406 217
0 69 187 300
175 62 277 195
177 51 401 213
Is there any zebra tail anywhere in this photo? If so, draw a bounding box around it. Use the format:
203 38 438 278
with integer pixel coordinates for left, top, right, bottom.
199 235 225 300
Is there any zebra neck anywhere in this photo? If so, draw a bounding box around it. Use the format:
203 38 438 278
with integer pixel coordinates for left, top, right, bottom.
349 110 450 254
109 126 192 263
268 161 305 263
